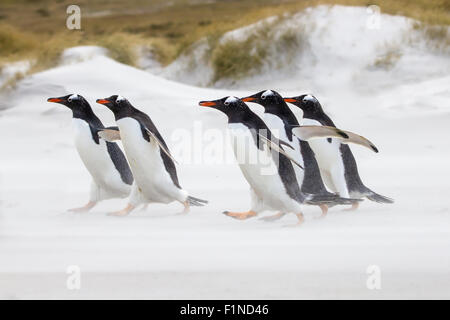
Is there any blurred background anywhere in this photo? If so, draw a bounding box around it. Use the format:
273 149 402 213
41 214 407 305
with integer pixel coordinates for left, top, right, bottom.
1 0 449 91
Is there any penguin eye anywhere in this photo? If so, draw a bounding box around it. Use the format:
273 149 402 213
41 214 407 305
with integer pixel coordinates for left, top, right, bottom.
224 101 229 106
261 95 266 100
116 99 120 104
68 98 72 102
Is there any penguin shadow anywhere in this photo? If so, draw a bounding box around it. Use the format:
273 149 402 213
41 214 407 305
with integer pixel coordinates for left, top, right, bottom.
220 211 303 228
236 205 359 227
104 203 196 220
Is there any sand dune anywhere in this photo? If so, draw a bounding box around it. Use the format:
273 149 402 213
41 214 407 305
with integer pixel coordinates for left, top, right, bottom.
0 6 449 299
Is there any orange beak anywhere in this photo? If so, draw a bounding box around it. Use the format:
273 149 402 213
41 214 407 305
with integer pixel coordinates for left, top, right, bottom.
199 101 217 107
283 98 297 103
96 99 110 105
47 98 63 103
241 97 256 102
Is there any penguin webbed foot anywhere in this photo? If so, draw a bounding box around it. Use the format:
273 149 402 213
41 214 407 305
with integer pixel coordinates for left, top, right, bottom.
259 212 286 222
68 201 96 213
315 205 328 219
108 204 135 217
282 212 305 227
176 201 190 215
223 210 257 220
343 202 359 212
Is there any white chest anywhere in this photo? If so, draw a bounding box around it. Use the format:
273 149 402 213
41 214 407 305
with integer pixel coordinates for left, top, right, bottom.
72 119 108 167
116 117 161 176
227 123 290 207
228 123 270 170
117 117 178 202
263 113 288 142
72 118 117 184
263 113 305 180
300 117 342 170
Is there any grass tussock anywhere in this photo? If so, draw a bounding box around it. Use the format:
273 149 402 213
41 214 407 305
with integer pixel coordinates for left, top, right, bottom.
211 39 267 82
0 0 448 83
209 17 306 82
411 22 450 50
373 46 403 70
0 24 38 59
97 33 139 66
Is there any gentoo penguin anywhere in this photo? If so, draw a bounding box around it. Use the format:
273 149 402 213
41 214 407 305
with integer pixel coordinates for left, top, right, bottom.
241 90 361 219
198 96 348 226
284 94 394 210
47 94 133 212
96 95 207 216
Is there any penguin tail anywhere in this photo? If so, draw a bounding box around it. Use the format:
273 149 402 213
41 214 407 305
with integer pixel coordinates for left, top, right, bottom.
364 189 394 204
305 193 362 206
187 196 209 206
331 196 363 205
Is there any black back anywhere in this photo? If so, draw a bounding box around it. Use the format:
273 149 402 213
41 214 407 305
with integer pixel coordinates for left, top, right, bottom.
210 97 307 204
52 94 133 185
106 96 181 189
243 90 331 195
293 94 366 193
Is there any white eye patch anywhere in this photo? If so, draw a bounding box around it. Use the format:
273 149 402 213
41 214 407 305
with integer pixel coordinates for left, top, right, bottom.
224 96 238 105
261 90 274 99
68 94 79 101
303 94 317 103
116 95 126 103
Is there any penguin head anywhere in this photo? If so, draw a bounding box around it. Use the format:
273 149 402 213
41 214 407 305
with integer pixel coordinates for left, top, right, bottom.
241 90 284 109
96 95 130 114
199 96 248 117
47 94 93 117
47 94 89 110
284 94 324 115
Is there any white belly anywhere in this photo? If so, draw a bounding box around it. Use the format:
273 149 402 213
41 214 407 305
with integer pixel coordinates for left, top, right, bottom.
299 118 343 171
117 117 185 204
228 123 301 213
263 113 305 184
72 119 129 198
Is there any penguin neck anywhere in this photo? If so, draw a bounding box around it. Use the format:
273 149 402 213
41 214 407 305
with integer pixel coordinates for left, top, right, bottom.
113 105 140 122
302 110 335 127
72 106 103 128
265 103 299 124
265 102 299 138
228 108 266 131
227 107 252 124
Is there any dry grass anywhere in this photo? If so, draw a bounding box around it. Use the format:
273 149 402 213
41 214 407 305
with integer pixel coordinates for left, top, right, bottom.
211 39 268 82
412 22 450 50
209 17 308 82
0 0 448 83
0 24 38 60
372 46 403 70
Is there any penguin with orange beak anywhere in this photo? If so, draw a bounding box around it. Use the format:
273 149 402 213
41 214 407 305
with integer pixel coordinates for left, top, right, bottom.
96 95 207 216
283 94 393 210
47 94 133 212
241 90 363 218
198 96 352 226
